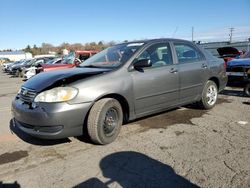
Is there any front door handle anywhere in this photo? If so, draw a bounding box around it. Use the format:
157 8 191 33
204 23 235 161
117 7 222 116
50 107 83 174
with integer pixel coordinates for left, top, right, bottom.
169 68 178 73
202 64 208 69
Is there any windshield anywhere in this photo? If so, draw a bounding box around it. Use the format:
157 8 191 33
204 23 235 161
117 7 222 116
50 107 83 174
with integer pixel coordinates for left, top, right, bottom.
79 42 144 68
62 52 75 64
23 59 31 65
27 59 37 65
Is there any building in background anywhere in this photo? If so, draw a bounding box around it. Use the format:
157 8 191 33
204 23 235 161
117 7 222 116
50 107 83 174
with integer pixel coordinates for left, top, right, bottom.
0 51 32 61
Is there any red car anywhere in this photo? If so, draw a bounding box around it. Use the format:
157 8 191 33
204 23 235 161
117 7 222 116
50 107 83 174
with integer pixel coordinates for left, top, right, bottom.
217 47 240 65
37 50 98 73
217 47 249 67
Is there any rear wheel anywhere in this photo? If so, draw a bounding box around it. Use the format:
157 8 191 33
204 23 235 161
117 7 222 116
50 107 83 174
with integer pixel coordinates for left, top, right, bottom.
198 80 218 109
244 84 250 97
87 98 123 145
15 70 20 77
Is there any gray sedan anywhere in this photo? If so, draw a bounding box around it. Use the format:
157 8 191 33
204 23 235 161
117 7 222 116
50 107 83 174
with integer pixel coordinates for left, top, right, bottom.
12 39 227 144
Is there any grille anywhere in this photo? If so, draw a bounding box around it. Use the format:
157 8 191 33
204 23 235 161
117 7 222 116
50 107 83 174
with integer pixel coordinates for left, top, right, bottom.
227 66 244 72
19 87 37 103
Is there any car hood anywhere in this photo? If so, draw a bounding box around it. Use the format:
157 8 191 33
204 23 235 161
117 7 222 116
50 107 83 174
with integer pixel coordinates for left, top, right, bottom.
217 47 239 56
23 67 111 92
227 58 250 67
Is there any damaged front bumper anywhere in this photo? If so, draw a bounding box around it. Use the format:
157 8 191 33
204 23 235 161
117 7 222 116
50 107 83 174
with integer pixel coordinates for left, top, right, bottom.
11 98 92 139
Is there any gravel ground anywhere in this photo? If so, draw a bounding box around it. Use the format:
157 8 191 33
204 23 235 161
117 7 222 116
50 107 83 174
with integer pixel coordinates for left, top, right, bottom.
0 70 249 188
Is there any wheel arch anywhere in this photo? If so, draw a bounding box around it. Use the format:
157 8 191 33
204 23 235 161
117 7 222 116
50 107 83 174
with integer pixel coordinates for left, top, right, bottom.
208 77 220 90
98 93 130 123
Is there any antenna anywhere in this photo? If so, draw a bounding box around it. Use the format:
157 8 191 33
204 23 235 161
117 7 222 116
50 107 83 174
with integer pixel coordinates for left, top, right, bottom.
172 27 178 38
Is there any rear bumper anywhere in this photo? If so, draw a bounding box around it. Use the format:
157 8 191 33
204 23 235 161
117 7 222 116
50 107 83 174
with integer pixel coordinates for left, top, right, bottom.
12 99 92 139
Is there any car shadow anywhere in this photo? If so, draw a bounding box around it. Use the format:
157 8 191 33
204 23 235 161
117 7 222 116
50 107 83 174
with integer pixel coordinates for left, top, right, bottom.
128 107 180 124
9 119 71 146
0 181 20 188
220 89 247 98
73 151 199 188
243 101 250 105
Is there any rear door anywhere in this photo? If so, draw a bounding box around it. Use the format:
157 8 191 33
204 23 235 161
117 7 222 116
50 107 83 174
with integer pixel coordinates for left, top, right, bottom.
173 42 208 104
130 42 179 116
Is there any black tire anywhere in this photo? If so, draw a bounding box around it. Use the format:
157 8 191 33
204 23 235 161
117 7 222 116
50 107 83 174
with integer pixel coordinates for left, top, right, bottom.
20 70 24 78
87 98 123 145
15 70 21 77
15 70 19 77
198 80 218 109
244 84 250 97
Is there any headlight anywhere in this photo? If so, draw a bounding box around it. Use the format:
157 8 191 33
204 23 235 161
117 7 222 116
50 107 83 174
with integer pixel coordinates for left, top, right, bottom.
34 87 78 103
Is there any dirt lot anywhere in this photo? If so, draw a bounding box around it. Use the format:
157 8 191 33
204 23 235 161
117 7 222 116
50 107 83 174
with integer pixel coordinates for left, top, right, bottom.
0 70 249 188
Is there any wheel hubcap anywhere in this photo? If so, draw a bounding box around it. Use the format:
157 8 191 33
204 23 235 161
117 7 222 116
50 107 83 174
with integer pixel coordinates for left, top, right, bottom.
103 107 118 136
206 85 217 106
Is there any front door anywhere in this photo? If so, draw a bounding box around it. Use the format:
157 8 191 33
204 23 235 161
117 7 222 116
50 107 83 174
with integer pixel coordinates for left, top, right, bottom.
130 42 179 117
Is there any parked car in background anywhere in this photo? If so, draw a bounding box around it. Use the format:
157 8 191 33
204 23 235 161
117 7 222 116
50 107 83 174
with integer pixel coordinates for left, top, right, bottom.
36 50 98 73
17 57 55 77
217 47 241 66
3 61 21 72
12 39 227 145
9 59 31 75
217 47 250 66
0 57 10 65
24 58 62 79
226 58 250 96
2 61 13 71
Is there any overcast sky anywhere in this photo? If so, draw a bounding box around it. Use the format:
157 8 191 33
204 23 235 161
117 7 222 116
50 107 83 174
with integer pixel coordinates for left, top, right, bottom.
0 0 249 50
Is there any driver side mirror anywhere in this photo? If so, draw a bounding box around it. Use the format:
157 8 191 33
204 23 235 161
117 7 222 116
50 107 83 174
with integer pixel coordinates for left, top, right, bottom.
133 59 152 71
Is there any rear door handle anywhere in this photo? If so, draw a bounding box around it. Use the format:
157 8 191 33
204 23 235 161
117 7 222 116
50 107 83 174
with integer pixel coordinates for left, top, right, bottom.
169 68 178 73
202 64 208 69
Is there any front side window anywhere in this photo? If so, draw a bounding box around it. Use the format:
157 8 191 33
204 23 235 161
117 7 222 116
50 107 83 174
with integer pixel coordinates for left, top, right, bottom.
137 43 173 68
174 43 204 64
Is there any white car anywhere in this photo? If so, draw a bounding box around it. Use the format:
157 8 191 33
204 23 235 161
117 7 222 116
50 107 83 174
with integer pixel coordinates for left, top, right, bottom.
24 67 37 79
24 57 62 79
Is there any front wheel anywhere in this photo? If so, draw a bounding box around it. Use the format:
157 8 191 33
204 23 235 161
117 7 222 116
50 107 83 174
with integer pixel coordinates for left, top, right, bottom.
87 98 123 145
198 80 218 109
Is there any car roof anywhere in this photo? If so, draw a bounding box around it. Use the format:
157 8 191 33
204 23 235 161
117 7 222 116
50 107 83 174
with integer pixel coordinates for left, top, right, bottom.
119 38 192 45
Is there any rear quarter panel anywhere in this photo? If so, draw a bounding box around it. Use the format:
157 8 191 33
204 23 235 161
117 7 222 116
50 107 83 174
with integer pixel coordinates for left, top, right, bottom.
202 48 228 91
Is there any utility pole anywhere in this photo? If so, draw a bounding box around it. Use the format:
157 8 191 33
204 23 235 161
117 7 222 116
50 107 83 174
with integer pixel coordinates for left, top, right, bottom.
192 26 194 42
229 27 234 43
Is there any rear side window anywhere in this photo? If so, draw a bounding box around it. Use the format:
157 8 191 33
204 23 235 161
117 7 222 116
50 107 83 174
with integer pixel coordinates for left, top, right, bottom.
174 43 204 64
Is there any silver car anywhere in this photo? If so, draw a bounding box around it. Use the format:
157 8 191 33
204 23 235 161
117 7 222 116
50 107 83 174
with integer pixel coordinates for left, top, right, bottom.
12 39 227 144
